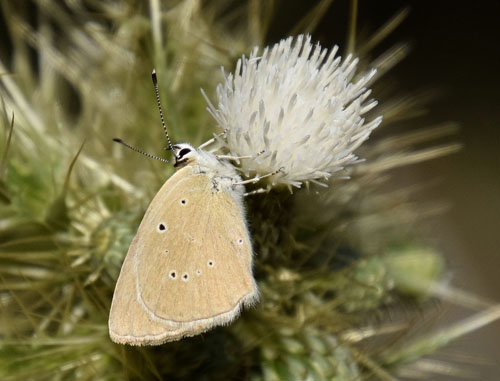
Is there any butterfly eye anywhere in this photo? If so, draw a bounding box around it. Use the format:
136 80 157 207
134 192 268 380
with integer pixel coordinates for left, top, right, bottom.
178 148 191 159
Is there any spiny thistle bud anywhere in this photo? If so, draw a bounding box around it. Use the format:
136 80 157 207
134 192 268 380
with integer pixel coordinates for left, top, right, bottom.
205 35 382 189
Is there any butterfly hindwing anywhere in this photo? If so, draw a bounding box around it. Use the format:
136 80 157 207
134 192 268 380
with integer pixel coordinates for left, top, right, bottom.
109 238 190 345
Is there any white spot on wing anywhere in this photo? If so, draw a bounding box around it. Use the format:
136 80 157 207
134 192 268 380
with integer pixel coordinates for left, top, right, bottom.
208 260 215 267
182 273 189 282
169 270 177 279
180 198 187 206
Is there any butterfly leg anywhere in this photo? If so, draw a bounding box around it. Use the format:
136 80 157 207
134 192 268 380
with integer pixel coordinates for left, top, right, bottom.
243 188 267 197
198 130 228 150
216 154 253 161
217 150 265 162
233 167 285 186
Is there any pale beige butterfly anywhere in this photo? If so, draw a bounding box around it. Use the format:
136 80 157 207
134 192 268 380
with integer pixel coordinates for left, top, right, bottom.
108 71 275 345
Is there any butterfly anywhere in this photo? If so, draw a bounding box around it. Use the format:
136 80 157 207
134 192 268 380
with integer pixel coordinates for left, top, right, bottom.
108 70 279 345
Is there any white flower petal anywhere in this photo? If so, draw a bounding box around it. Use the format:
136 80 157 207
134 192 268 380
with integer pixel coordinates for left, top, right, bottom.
208 35 382 187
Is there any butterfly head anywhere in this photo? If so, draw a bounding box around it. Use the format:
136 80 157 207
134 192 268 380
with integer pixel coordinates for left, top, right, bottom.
171 143 199 168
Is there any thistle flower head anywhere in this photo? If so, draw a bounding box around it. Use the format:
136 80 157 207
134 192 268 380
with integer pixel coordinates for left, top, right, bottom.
205 35 383 188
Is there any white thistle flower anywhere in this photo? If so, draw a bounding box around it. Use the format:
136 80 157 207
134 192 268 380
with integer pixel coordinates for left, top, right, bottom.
204 35 382 189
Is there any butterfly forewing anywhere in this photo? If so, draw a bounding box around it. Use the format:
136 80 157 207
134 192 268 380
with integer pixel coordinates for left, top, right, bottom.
135 168 256 322
109 165 257 345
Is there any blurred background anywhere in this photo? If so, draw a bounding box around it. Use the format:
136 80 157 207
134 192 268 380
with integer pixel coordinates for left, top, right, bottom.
304 1 500 379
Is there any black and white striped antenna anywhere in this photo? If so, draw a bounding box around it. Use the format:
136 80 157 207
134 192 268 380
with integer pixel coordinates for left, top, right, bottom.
152 69 174 151
112 70 175 163
112 138 169 163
